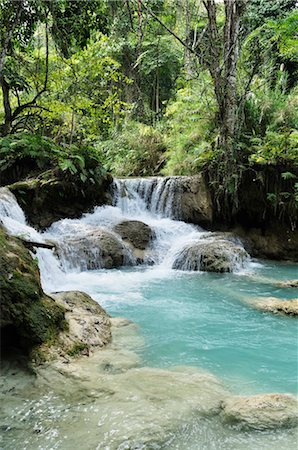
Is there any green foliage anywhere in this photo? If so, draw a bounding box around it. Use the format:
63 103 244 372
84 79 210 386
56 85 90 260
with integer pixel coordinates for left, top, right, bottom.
67 342 88 357
245 79 298 166
161 78 217 175
244 0 297 31
243 10 298 90
249 130 298 166
0 132 106 182
98 122 165 177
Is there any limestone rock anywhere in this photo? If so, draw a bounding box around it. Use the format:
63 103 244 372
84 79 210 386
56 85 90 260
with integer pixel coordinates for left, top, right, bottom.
276 280 298 289
114 220 154 250
8 169 113 230
233 225 298 262
179 174 213 227
221 393 298 430
56 229 134 270
49 291 112 357
249 297 298 316
172 234 249 272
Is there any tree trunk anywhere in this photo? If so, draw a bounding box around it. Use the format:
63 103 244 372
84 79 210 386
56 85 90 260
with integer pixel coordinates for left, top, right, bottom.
0 76 12 136
219 0 244 160
203 0 247 217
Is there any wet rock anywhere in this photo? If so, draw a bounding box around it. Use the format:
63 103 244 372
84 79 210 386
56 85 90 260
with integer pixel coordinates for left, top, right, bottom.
49 291 112 357
172 234 249 272
233 225 298 262
114 220 154 250
276 280 298 289
0 226 65 354
56 229 134 270
8 169 113 230
113 220 155 264
221 393 298 430
179 174 213 227
249 297 298 316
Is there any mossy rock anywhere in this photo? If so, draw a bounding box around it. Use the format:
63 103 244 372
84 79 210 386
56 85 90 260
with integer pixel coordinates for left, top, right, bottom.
8 169 113 229
0 227 66 352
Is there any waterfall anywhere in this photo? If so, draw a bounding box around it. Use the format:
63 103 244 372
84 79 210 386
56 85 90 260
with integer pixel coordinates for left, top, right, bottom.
0 188 26 224
0 179 250 294
114 177 183 219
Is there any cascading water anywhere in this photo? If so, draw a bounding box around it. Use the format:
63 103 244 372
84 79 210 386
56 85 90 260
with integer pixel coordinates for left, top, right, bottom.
114 176 183 219
1 181 297 450
0 179 249 291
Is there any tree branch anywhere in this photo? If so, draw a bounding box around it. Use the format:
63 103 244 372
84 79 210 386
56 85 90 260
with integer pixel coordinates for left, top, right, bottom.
138 0 197 56
11 18 49 122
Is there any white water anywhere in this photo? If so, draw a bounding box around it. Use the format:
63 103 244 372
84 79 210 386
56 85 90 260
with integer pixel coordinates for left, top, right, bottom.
0 179 250 294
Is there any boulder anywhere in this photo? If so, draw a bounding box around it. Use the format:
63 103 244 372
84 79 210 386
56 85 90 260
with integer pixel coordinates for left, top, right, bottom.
249 297 298 316
0 226 65 354
221 394 298 430
172 234 249 272
113 220 155 263
114 220 154 250
56 229 134 270
45 291 112 359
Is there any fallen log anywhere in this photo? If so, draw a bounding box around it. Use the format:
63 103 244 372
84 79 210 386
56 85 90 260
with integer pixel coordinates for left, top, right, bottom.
18 238 55 252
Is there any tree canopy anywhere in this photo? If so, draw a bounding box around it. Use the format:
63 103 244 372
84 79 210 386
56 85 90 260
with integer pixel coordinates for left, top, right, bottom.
0 0 297 218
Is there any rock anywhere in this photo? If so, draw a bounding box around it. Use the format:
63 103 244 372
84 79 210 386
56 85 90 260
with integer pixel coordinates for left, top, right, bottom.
114 220 154 250
48 291 112 358
172 234 249 272
8 169 113 230
221 393 298 430
56 229 134 270
233 225 298 262
249 297 298 316
179 174 213 227
113 220 155 263
0 226 65 353
276 280 298 289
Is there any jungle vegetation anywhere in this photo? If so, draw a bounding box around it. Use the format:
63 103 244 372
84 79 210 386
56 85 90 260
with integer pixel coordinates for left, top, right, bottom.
0 0 297 218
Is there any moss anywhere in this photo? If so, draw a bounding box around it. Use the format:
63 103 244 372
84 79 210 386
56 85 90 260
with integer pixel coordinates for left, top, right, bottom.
0 227 66 352
67 342 89 357
8 167 112 229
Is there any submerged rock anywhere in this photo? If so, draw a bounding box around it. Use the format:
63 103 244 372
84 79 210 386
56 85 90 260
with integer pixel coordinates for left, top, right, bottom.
172 234 249 272
221 394 298 430
249 297 298 316
276 280 298 289
56 229 134 270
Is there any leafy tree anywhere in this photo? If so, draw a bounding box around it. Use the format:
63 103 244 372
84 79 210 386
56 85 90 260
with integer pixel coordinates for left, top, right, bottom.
0 0 109 136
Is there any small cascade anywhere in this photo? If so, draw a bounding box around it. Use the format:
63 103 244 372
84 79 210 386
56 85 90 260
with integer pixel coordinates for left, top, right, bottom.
0 188 26 224
0 187 65 290
0 187 41 241
55 229 136 271
114 177 183 219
